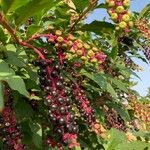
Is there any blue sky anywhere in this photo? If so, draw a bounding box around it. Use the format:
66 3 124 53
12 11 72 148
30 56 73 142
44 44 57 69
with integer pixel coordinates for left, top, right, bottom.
86 0 150 96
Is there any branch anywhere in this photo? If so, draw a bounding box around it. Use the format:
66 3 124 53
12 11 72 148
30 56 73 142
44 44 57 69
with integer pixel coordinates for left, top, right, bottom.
26 34 51 43
20 41 45 59
0 12 19 43
0 12 45 59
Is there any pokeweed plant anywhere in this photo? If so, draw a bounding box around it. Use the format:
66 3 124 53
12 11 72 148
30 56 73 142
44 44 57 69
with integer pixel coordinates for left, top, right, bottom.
0 0 150 149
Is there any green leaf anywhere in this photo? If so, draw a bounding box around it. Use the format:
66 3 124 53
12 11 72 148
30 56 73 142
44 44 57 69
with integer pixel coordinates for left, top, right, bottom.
30 122 42 149
74 147 82 150
117 141 150 150
105 129 127 150
5 51 26 67
0 59 15 77
139 4 150 18
14 0 59 25
15 99 34 119
106 83 117 98
1 0 29 14
27 25 41 38
81 21 115 35
112 78 128 93
72 0 89 12
110 34 118 59
80 69 107 89
96 3 106 9
0 26 7 43
6 44 17 52
0 81 4 112
6 76 29 97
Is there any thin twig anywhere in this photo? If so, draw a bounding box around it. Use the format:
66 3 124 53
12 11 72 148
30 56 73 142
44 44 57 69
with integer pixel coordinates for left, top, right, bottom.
69 1 98 33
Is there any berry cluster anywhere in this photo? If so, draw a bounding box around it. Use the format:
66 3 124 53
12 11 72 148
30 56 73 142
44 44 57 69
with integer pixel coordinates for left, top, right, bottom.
29 29 107 147
33 59 79 148
46 30 106 66
72 84 96 127
124 56 144 71
143 46 150 62
72 84 106 136
104 107 127 131
135 19 150 42
132 101 150 124
66 39 106 64
0 88 24 150
106 0 133 32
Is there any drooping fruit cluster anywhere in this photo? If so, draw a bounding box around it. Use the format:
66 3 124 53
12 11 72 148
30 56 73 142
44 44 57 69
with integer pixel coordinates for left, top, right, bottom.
135 19 150 42
104 106 127 131
124 56 144 71
0 88 24 150
29 29 107 147
143 46 150 62
72 84 96 127
65 38 107 65
129 95 150 124
47 30 106 65
33 58 79 148
106 0 133 31
72 84 106 135
27 29 106 69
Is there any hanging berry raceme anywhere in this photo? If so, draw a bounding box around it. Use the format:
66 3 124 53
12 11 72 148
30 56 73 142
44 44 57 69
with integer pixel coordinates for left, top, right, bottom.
143 46 150 62
124 56 144 71
72 84 106 136
31 29 106 68
128 95 150 124
33 58 79 148
104 106 127 132
66 38 107 65
72 84 96 127
0 88 24 150
106 0 133 32
135 19 150 42
47 30 106 65
28 29 107 147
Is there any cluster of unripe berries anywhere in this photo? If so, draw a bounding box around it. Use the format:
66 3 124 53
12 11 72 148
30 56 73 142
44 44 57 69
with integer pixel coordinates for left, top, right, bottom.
135 19 150 42
0 88 24 150
46 30 106 66
129 94 150 124
33 59 79 148
104 107 127 132
106 0 133 31
131 101 150 124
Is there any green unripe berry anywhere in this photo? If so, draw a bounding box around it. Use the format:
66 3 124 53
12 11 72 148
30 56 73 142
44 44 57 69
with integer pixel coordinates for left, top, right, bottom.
119 21 127 29
128 21 134 27
122 14 130 22
111 13 118 20
123 0 130 7
116 6 125 13
108 1 115 7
